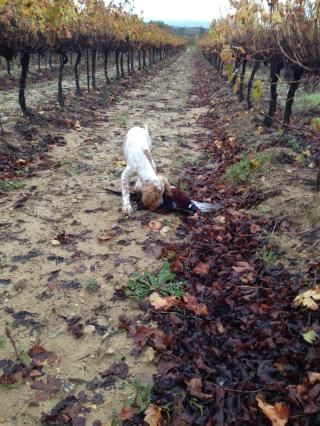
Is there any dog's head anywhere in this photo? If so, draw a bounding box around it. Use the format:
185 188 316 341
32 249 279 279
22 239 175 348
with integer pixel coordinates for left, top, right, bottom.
142 176 172 211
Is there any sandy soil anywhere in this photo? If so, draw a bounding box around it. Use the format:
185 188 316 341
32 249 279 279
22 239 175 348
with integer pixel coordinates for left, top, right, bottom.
0 48 209 425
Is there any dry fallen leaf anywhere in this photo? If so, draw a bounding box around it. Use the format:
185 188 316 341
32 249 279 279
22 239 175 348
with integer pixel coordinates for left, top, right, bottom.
256 396 289 426
232 261 255 274
215 215 226 224
149 292 179 310
148 220 163 232
29 345 59 367
183 293 208 316
98 231 116 242
303 330 318 344
294 286 320 310
250 158 260 169
119 406 135 421
114 159 127 168
214 139 223 149
308 371 320 385
144 404 164 426
186 377 212 400
16 159 27 165
192 261 210 275
74 120 82 131
250 223 261 234
64 118 74 127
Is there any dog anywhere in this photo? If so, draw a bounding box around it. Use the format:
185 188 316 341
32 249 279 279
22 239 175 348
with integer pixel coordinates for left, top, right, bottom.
121 125 171 215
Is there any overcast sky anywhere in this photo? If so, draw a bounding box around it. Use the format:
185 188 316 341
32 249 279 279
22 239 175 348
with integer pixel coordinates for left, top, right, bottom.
128 0 230 22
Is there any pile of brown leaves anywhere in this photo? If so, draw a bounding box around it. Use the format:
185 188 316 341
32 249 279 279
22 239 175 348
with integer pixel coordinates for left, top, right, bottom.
121 54 320 426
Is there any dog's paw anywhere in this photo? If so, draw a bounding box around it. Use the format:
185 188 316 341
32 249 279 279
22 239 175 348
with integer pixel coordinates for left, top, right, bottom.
122 205 133 216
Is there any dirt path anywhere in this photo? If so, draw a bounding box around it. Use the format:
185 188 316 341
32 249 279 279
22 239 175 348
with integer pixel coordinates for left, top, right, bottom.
0 48 209 424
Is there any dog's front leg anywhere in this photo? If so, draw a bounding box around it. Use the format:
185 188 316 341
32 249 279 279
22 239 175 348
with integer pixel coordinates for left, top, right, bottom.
121 166 134 215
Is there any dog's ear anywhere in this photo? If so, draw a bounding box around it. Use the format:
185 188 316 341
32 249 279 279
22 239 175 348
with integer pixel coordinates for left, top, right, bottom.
162 176 172 196
142 184 161 211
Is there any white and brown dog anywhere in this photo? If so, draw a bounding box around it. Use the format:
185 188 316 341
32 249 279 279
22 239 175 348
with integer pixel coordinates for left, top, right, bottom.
121 125 171 215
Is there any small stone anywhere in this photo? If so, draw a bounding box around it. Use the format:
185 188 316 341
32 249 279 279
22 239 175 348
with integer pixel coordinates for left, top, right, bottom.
51 239 61 246
83 325 96 335
215 215 226 224
96 317 108 327
105 347 115 355
160 226 171 236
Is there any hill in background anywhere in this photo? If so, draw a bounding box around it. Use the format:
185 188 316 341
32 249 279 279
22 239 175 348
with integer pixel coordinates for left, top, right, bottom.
163 20 210 28
148 20 209 44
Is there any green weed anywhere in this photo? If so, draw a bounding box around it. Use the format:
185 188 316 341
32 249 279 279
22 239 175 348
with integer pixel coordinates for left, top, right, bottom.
287 137 301 152
84 277 100 293
311 117 320 131
189 397 205 417
110 412 121 426
171 157 186 169
126 261 185 300
19 351 32 365
131 380 152 411
0 382 23 390
294 92 320 112
0 180 25 192
261 249 278 264
225 151 273 185
119 115 128 126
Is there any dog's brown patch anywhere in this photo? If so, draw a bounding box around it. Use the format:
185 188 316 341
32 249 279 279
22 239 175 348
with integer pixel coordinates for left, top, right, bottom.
142 184 162 211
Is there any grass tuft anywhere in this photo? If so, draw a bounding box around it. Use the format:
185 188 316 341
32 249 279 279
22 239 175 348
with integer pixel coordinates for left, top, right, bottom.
294 92 320 112
261 248 278 264
126 261 185 300
225 151 274 185
0 180 25 192
84 277 100 293
131 380 152 411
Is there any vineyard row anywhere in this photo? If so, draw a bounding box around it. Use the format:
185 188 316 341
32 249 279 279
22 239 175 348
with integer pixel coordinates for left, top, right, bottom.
0 0 186 117
197 0 320 130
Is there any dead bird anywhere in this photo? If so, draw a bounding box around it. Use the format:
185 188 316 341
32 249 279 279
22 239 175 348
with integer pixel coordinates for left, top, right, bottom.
106 186 220 215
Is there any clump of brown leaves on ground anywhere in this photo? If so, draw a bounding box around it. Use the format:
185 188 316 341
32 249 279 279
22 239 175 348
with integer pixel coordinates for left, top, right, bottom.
120 54 320 426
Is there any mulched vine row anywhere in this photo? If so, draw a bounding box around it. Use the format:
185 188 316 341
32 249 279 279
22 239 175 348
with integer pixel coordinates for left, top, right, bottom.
123 54 320 425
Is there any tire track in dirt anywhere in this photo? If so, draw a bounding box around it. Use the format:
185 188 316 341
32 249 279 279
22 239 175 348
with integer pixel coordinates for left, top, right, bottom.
0 48 209 424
